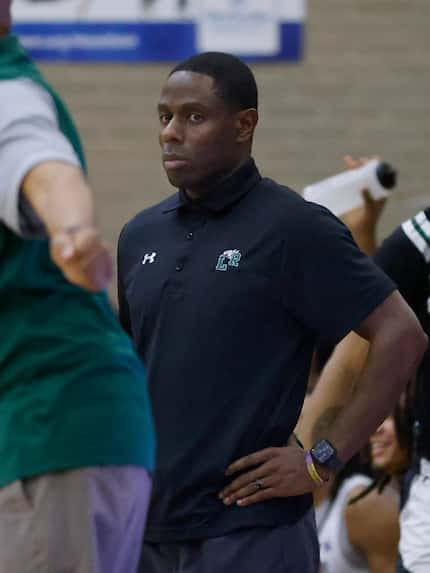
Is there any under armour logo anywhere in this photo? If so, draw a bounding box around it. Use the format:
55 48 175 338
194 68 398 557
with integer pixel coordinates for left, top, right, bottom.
142 252 157 265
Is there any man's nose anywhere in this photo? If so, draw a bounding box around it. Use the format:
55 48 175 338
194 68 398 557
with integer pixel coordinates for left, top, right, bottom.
160 117 183 143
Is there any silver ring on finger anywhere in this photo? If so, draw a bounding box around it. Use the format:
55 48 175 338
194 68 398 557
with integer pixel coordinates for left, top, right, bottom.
253 478 264 491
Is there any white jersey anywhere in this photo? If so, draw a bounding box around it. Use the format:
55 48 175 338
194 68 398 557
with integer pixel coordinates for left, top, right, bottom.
317 474 372 573
0 77 79 234
400 458 430 572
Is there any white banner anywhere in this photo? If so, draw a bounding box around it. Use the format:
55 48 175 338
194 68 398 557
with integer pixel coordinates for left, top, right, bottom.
12 0 306 62
12 0 194 21
197 0 280 56
12 0 306 22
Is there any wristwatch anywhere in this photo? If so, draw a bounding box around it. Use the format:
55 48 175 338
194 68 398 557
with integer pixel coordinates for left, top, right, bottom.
310 439 343 473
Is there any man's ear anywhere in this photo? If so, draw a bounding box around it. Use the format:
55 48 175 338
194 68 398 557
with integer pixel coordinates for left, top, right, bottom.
236 108 258 143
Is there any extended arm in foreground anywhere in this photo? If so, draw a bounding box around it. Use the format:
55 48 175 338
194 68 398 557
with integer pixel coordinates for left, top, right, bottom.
22 160 112 292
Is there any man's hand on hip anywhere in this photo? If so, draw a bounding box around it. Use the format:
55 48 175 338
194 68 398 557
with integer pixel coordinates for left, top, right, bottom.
218 446 322 507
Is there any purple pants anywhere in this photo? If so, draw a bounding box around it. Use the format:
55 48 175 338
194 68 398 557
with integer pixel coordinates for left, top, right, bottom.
0 466 152 573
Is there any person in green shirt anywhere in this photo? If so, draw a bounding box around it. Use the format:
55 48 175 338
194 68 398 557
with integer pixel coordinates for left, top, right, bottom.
0 4 155 572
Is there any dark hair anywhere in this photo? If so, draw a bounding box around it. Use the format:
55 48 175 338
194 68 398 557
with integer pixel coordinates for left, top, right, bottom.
169 52 258 112
349 383 416 506
329 453 372 503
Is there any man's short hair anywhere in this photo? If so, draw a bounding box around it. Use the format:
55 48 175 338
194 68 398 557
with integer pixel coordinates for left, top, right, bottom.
170 52 258 112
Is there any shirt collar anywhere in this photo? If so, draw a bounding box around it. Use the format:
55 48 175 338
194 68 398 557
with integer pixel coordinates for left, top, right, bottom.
162 158 261 214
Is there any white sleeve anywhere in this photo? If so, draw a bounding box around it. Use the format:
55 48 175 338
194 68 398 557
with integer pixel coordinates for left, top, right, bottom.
0 78 81 235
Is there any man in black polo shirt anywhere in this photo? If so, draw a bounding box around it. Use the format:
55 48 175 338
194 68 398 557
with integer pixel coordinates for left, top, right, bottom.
117 52 427 572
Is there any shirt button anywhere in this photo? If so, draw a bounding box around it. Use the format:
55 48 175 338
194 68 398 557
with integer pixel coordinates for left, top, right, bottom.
186 232 193 240
176 263 183 272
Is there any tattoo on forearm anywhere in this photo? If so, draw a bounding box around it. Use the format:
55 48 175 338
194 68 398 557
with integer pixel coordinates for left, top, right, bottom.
311 406 342 443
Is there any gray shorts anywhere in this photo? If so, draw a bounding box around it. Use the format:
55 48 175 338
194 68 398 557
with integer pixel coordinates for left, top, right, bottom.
139 508 319 573
0 466 151 573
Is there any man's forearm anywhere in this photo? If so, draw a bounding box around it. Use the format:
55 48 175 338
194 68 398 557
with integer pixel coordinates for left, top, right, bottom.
351 227 378 257
316 301 427 465
21 161 94 235
297 332 369 449
20 160 112 292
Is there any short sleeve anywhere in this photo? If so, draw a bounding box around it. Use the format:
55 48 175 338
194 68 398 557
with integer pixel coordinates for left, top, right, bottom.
375 210 430 311
282 202 396 342
0 78 80 234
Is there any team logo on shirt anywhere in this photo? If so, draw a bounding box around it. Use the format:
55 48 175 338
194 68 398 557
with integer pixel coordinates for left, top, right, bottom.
215 249 242 271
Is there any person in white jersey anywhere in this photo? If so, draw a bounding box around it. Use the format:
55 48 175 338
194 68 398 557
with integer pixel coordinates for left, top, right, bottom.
316 402 411 573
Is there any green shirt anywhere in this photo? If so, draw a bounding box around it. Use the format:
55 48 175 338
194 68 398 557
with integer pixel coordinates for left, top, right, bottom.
0 35 155 487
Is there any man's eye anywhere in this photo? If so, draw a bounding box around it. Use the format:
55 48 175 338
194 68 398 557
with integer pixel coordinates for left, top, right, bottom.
159 114 171 125
189 113 204 123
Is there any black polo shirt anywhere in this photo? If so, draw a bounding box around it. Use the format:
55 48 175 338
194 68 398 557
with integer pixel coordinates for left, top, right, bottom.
118 159 395 542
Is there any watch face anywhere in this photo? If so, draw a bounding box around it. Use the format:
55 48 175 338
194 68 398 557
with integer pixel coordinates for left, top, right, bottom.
312 440 335 464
